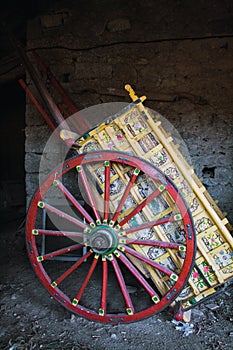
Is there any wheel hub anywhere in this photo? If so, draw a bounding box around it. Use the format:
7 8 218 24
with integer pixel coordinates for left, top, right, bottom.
88 225 118 255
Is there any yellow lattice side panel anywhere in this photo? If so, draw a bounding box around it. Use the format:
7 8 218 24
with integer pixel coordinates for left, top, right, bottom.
74 85 233 308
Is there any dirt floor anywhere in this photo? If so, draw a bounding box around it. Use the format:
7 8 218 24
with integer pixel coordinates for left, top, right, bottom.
0 208 233 350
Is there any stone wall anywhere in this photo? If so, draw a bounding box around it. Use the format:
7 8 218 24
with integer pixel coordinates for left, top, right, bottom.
25 0 233 223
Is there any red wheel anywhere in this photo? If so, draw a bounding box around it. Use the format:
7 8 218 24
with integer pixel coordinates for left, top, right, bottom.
26 151 196 323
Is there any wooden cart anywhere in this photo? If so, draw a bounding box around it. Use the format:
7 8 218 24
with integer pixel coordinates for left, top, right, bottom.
18 45 233 323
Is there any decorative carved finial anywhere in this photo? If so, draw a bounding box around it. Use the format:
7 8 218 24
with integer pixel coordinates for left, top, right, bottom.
125 84 146 103
125 84 138 101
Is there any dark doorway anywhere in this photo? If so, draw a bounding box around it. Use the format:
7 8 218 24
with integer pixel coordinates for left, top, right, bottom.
0 80 26 217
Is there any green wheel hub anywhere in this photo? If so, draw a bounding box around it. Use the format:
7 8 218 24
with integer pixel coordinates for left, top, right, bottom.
88 225 118 255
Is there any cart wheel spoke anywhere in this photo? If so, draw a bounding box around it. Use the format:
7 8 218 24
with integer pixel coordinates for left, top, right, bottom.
32 229 84 238
119 238 186 252
119 245 179 281
118 188 164 227
26 150 195 323
76 165 101 224
121 214 180 235
51 250 93 287
37 243 84 261
72 254 99 305
114 250 160 303
53 179 95 225
110 168 139 225
99 257 108 316
109 254 135 315
103 161 111 223
38 201 88 230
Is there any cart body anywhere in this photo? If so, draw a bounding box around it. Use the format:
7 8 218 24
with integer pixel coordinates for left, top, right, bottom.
72 89 233 310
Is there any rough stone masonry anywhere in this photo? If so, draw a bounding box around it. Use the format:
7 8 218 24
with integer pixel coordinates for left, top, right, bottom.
25 0 233 223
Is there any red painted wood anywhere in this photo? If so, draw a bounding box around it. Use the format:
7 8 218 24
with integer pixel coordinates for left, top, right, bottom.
35 229 83 238
42 202 88 230
104 163 110 222
54 250 92 286
122 238 184 251
18 79 57 132
122 245 177 278
32 51 90 134
73 255 99 302
111 255 135 314
78 167 101 223
42 243 83 261
122 215 176 235
118 188 162 227
111 171 138 224
116 251 160 300
100 258 108 315
55 180 94 224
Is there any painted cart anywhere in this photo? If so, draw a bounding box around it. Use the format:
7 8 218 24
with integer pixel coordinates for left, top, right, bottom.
17 43 233 324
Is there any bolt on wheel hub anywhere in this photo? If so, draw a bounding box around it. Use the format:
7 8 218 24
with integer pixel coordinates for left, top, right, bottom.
88 225 118 255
